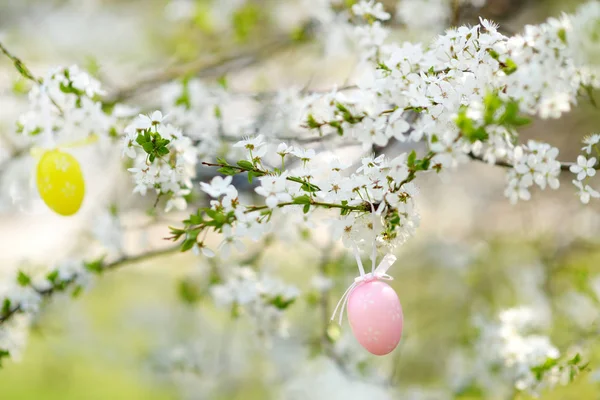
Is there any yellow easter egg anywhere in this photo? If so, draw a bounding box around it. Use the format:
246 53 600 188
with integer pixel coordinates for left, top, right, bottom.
36 149 85 216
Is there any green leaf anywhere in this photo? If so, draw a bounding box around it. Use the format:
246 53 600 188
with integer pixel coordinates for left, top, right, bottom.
502 58 518 75
303 203 310 214
248 170 259 183
468 127 489 143
85 258 105 274
407 150 417 168
177 279 202 305
157 146 170 156
46 270 59 283
142 142 154 153
293 195 311 204
0 349 10 368
181 238 197 252
1 299 11 316
558 28 567 44
483 92 502 124
17 271 30 287
455 107 475 135
530 357 559 381
237 160 254 170
568 353 582 365
217 75 228 89
232 3 261 42
300 182 320 193
268 295 296 310
71 285 83 298
418 158 431 171
188 212 204 225
306 114 321 129
217 166 239 176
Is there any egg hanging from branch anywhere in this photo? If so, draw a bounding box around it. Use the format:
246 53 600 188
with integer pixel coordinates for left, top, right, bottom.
347 279 403 356
36 149 85 216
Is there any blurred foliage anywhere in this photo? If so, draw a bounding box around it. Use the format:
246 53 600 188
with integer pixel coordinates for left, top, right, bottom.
0 234 599 398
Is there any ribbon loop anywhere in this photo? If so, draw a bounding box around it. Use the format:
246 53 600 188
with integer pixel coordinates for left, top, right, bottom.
330 252 397 325
330 201 398 325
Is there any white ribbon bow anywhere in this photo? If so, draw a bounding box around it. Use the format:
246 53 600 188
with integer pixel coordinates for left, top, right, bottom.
330 201 397 325
330 252 397 325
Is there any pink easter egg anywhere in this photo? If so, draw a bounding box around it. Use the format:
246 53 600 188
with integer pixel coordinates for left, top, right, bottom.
347 279 403 356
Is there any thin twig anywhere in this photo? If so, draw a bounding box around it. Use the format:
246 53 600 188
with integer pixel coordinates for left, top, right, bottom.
0 41 40 83
104 37 299 105
216 132 340 145
0 41 63 113
451 0 462 26
467 152 580 172
0 246 180 325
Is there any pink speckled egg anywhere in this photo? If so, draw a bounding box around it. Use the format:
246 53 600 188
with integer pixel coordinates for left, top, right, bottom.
347 279 403 355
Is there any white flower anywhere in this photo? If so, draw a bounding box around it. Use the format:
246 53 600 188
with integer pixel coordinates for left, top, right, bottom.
538 93 571 119
92 211 123 253
572 180 600 204
121 126 138 158
276 142 294 156
352 0 390 21
138 111 166 129
582 134 600 154
291 147 316 162
505 175 532 204
192 243 215 258
233 135 266 151
255 173 293 208
165 190 190 212
200 176 234 198
218 225 245 259
569 155 597 181
388 154 410 182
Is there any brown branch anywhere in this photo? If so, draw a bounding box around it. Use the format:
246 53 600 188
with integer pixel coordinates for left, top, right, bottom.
467 152 579 172
451 0 462 26
0 41 41 84
0 41 63 113
218 132 340 144
0 246 180 326
104 36 300 105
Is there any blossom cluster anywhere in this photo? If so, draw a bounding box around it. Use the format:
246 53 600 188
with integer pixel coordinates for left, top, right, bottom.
504 141 561 204
123 111 199 212
473 306 587 395
0 258 94 362
17 65 111 147
211 266 300 338
172 132 422 259
569 133 600 204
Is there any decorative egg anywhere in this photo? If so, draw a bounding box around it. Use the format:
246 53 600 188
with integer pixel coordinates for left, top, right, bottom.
36 149 85 216
347 279 403 355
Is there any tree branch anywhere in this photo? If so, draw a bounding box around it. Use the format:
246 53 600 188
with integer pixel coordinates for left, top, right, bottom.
0 41 41 84
104 36 302 105
451 0 462 26
467 152 579 171
0 246 180 326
